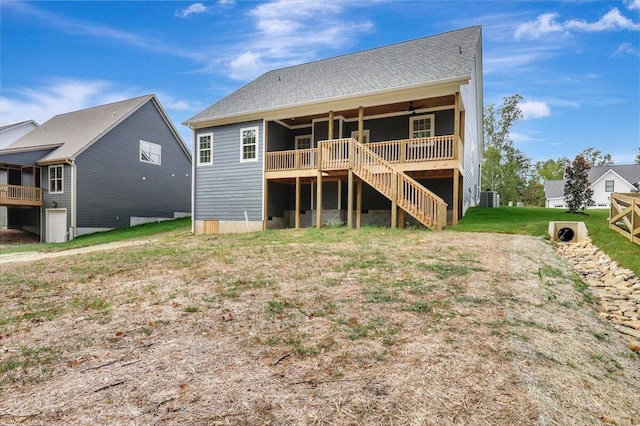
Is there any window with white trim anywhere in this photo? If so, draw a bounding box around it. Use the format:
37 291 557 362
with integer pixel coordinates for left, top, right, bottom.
409 115 435 139
605 180 614 192
197 133 213 166
351 129 370 143
140 140 161 165
295 135 313 150
49 165 63 194
240 127 258 162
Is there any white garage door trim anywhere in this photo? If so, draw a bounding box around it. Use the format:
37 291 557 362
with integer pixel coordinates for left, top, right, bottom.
46 208 67 243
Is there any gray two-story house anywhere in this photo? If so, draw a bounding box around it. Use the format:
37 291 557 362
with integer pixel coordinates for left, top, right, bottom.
184 26 483 234
0 94 191 242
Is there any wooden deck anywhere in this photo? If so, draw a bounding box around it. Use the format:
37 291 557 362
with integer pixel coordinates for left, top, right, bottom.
0 184 43 207
265 135 462 178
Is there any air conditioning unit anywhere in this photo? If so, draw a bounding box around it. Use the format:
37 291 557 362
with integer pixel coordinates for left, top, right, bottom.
480 191 499 208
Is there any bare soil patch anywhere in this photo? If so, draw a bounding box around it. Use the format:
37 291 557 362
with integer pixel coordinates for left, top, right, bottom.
0 229 638 425
0 229 39 247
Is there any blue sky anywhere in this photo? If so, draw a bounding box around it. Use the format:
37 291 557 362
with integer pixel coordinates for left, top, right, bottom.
1 0 638 164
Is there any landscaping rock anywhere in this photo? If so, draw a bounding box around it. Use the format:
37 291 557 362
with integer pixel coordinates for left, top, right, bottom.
556 238 640 347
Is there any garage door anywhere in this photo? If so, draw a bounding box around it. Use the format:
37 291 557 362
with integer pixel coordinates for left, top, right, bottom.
46 209 67 243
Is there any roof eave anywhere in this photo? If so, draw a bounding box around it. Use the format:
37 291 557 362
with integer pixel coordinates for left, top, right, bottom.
184 75 471 129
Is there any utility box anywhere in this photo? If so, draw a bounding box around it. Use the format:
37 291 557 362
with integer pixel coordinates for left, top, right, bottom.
548 221 588 243
480 191 499 208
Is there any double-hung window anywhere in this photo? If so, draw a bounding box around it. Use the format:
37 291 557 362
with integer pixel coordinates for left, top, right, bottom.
240 127 258 162
140 140 161 165
49 165 63 194
197 133 213 166
409 115 435 139
605 180 614 192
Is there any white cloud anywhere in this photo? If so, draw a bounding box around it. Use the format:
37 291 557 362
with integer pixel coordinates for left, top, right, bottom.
176 3 209 18
219 0 374 80
515 8 640 39
613 42 639 56
566 8 640 32
229 51 266 80
519 101 551 119
625 0 640 10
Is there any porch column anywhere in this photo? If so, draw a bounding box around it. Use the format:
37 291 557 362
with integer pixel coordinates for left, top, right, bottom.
295 177 301 229
358 106 364 142
356 180 362 229
328 111 334 140
391 173 397 229
398 209 405 229
347 170 354 228
454 92 460 160
453 168 459 226
316 171 323 228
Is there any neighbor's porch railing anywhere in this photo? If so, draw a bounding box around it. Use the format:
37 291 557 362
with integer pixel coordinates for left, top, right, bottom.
0 183 43 206
265 135 459 172
609 192 640 246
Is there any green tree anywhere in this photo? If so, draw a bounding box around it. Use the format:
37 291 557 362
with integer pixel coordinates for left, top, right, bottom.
482 94 530 204
635 146 640 164
578 147 613 166
535 157 570 181
564 155 594 213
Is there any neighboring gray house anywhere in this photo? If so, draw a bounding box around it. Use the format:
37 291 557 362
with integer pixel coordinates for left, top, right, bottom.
544 164 640 208
0 120 39 229
184 26 484 234
0 94 191 242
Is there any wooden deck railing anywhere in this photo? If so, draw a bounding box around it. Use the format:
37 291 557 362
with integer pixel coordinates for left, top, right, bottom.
265 135 459 172
0 183 43 206
609 192 640 245
351 139 447 230
266 148 317 171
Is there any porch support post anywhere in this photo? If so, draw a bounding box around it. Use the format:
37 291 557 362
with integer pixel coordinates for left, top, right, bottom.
337 181 342 210
316 171 323 228
356 179 362 229
347 170 354 228
391 173 397 229
398 208 405 229
263 178 269 231
454 92 460 160
295 177 301 229
358 106 364 142
453 168 459 226
328 111 334 140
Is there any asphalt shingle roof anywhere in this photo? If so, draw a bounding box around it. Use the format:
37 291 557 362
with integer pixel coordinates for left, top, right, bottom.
186 26 481 124
3 95 154 163
544 164 640 198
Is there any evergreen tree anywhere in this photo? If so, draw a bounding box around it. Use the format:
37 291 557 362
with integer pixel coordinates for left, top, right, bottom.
564 155 594 213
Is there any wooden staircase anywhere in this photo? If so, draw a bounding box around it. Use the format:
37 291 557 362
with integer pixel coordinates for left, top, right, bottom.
320 139 447 230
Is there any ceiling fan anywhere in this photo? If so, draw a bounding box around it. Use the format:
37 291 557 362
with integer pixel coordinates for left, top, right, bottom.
407 101 426 115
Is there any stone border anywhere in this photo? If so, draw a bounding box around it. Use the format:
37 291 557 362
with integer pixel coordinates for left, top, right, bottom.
556 239 640 353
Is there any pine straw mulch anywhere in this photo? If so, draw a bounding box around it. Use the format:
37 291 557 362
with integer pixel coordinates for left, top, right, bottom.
0 229 639 425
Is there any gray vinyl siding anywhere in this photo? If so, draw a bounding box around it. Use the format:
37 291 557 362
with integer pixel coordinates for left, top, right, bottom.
74 100 191 229
343 110 454 142
460 52 481 212
41 163 72 237
0 149 55 166
194 120 263 221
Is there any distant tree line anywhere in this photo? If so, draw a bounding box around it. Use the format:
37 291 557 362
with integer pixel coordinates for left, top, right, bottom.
481 94 616 208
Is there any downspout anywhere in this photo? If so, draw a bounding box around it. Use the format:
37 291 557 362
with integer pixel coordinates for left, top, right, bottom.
68 159 77 240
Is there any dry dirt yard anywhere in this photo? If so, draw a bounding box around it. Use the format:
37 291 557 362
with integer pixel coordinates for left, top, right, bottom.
0 228 639 425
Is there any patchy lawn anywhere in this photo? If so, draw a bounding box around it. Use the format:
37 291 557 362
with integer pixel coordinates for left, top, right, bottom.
1 227 639 425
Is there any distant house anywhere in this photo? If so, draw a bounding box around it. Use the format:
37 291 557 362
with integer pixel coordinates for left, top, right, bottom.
0 120 39 150
0 94 192 242
544 164 640 208
0 120 39 228
184 26 484 234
